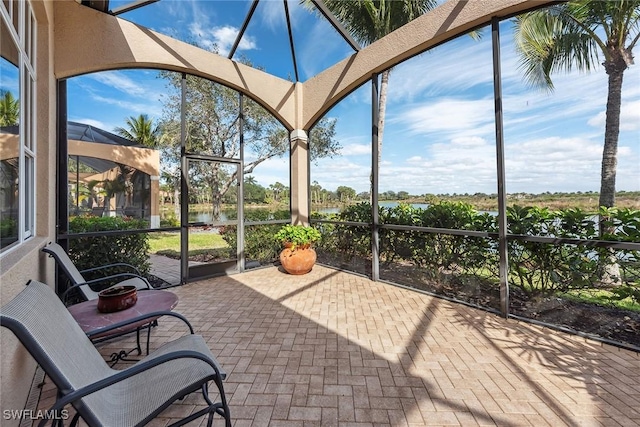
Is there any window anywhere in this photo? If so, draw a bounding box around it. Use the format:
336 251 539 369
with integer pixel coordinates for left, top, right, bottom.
1 1 36 253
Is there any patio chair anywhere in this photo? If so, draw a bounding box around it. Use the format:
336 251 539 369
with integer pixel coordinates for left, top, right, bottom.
1 280 231 427
42 242 151 303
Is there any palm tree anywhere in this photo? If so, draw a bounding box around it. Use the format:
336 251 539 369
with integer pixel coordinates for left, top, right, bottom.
313 0 438 197
269 182 287 203
86 179 102 209
514 1 640 210
514 1 640 284
310 180 322 205
102 177 126 215
0 90 19 127
114 114 160 148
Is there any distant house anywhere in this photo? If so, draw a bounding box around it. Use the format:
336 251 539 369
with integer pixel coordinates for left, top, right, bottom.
66 121 161 227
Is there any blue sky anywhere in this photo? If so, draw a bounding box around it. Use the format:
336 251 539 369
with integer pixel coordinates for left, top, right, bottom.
60 0 640 196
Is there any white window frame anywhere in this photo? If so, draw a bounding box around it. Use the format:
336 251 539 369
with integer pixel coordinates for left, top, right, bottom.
1 0 37 253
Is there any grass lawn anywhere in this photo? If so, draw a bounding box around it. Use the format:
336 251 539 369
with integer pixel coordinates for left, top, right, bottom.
562 288 640 312
148 231 229 254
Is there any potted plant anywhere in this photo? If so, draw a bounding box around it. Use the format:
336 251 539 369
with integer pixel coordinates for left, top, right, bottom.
274 224 321 275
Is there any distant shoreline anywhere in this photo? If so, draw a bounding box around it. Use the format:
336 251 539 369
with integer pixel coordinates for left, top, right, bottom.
311 192 640 213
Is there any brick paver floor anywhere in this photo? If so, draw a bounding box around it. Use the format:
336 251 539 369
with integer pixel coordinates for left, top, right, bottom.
36 265 640 426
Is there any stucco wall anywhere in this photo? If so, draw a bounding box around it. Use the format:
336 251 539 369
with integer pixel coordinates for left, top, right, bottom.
68 139 160 177
0 1 57 425
52 0 299 131
0 241 55 423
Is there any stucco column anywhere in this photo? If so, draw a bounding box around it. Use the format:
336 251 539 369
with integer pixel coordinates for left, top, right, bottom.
150 175 160 228
290 129 309 225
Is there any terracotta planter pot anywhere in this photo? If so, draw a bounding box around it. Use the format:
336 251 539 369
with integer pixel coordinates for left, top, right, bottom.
97 285 138 313
279 243 317 275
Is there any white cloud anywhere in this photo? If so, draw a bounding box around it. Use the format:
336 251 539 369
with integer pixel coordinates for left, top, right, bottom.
68 72 165 129
89 71 147 97
588 100 640 131
91 95 163 118
389 35 494 102
371 133 640 195
311 157 372 191
248 156 290 187
340 144 370 156
450 136 486 148
327 25 640 195
394 98 495 140
259 0 286 31
188 22 257 56
257 0 308 30
298 10 352 79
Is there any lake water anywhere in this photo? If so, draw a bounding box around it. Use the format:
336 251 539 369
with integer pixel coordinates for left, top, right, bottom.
185 202 486 223
315 201 431 215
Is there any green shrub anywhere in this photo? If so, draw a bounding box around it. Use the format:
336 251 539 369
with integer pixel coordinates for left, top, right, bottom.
274 224 321 250
0 218 17 238
220 209 289 263
68 216 150 277
330 202 373 260
504 205 640 296
221 223 282 263
313 202 639 299
160 212 180 227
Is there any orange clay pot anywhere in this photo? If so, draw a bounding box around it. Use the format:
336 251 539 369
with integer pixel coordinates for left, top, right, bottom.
279 243 317 275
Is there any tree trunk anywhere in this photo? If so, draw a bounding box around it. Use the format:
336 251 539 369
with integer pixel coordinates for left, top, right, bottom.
598 57 625 211
212 193 221 221
173 187 179 217
598 54 626 286
370 69 391 201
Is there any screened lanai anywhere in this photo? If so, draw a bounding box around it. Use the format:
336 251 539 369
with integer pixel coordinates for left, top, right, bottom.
1 0 639 424
57 0 640 351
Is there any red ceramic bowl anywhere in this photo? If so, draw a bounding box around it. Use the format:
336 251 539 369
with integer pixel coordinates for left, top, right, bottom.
97 285 138 313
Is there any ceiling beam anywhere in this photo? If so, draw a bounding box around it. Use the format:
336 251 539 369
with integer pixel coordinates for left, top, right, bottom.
80 0 110 13
283 0 299 82
110 0 159 15
229 0 260 60
310 0 361 52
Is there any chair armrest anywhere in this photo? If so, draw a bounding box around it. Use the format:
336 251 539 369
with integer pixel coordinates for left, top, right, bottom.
60 283 90 304
60 275 151 305
83 273 151 289
39 349 224 427
85 311 194 338
79 262 142 276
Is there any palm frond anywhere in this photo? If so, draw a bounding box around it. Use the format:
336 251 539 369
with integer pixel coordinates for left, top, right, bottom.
514 6 602 91
317 0 438 46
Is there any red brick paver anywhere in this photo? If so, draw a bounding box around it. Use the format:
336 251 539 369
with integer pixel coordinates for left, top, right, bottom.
36 265 640 426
